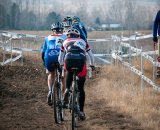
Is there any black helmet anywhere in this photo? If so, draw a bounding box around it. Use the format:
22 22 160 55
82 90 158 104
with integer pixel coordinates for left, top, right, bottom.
63 16 72 22
51 22 63 32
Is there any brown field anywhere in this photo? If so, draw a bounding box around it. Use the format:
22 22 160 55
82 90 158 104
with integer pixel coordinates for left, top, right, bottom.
0 30 160 130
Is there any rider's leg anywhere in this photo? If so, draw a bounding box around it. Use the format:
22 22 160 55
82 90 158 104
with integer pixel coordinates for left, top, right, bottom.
77 76 86 112
48 70 55 92
61 70 66 94
65 71 73 90
47 70 55 106
77 64 87 112
63 71 73 106
77 64 87 120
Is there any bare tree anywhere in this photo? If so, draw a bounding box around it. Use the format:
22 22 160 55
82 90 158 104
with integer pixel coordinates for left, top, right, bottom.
32 0 35 13
0 4 7 28
91 8 102 24
11 3 20 29
156 0 160 9
107 0 125 24
71 0 88 23
123 0 137 32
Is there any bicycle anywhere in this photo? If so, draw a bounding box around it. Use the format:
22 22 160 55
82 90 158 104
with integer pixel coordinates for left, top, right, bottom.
50 63 64 124
66 67 80 130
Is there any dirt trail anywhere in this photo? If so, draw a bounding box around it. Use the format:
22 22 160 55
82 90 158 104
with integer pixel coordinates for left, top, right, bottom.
0 58 145 130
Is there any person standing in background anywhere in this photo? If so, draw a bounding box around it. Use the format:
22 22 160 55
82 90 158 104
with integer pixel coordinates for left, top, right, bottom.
153 10 160 49
153 10 160 76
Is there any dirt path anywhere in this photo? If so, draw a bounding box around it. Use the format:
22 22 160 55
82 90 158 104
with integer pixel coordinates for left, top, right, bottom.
0 59 145 130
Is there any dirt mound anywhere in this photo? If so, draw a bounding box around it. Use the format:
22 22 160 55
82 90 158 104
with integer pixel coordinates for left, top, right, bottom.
0 65 42 80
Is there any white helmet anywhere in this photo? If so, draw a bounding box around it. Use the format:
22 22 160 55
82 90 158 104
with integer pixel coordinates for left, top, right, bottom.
66 28 80 36
63 21 72 27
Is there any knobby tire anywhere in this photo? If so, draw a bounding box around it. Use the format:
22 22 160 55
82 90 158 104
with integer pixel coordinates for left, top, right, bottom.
54 81 63 124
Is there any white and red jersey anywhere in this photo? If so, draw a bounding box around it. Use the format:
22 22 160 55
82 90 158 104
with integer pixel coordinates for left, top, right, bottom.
58 37 94 68
61 38 90 53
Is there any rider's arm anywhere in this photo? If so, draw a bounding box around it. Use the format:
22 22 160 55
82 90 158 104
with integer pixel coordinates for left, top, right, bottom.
86 49 94 66
84 41 94 66
42 52 45 62
81 22 87 38
153 10 160 42
41 37 47 62
83 26 87 38
58 43 65 65
58 50 65 66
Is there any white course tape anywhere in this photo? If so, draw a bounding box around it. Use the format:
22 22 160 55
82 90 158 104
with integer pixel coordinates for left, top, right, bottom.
95 56 111 64
94 54 111 57
120 59 160 92
121 42 130 47
130 46 142 53
1 54 22 65
130 66 142 76
88 39 110 42
143 50 158 55
121 34 152 42
142 53 155 63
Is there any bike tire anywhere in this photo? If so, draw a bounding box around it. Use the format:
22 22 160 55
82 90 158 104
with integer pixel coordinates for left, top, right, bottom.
71 80 79 130
54 81 63 123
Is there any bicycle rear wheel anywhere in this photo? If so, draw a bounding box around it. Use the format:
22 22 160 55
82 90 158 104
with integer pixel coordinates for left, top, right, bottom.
54 81 64 123
71 80 79 130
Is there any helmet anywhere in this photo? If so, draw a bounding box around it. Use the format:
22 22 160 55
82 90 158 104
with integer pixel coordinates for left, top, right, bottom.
51 22 63 31
63 21 72 27
62 16 72 27
67 28 80 36
72 16 80 22
63 16 72 22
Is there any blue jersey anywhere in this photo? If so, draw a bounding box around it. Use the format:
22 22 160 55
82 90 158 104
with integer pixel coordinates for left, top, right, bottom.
42 34 65 71
72 22 87 42
153 10 160 38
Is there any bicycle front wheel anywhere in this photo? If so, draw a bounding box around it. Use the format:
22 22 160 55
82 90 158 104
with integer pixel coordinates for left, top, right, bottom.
54 81 64 123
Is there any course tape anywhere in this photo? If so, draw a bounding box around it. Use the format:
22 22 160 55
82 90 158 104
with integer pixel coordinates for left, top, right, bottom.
113 42 160 92
1 31 110 42
117 56 160 92
1 54 22 65
95 56 111 64
0 47 22 65
121 34 152 42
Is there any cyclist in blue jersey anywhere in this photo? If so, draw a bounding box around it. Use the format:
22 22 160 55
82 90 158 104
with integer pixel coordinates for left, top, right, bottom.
41 22 64 106
71 16 87 42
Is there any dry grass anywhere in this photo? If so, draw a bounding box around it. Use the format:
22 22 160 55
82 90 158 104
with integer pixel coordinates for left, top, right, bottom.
94 64 160 130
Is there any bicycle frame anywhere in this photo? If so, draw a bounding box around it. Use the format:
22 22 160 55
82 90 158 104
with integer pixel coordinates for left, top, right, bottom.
67 68 80 130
